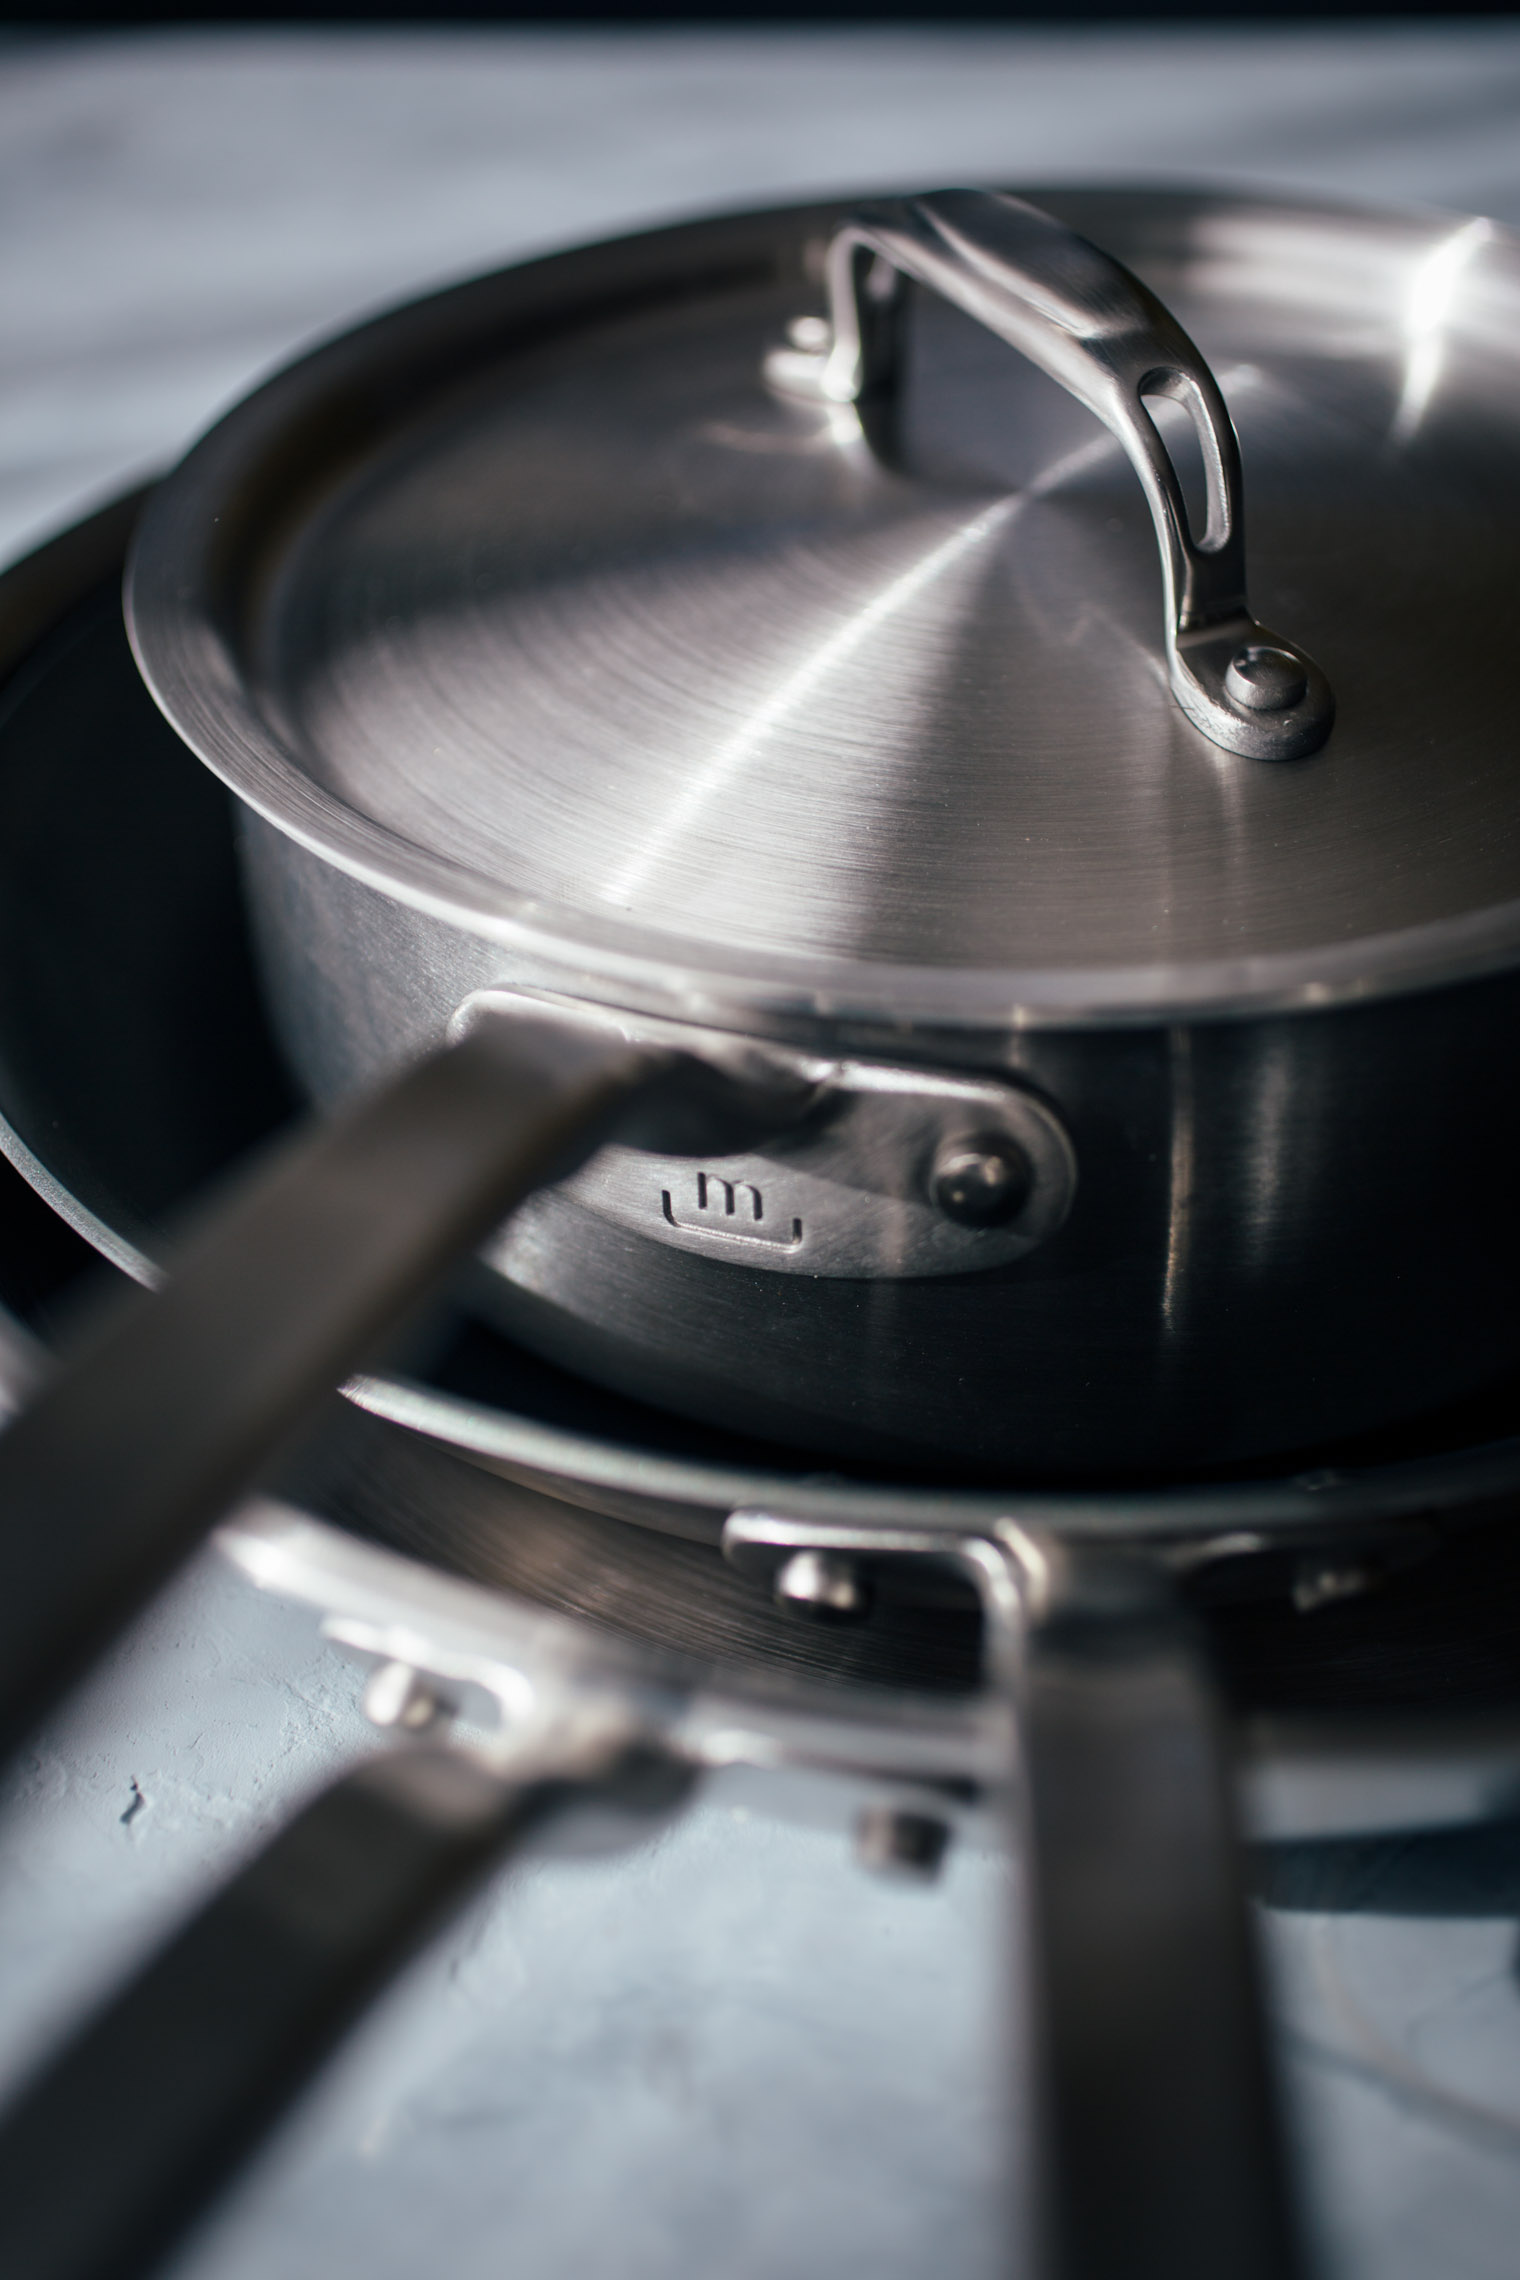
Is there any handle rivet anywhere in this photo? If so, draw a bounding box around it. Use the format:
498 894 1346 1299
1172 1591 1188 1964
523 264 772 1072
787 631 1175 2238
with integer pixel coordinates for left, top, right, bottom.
856 1805 951 1881
1292 1560 1371 1613
931 1135 1033 1229
1225 643 1308 714
774 1549 873 1623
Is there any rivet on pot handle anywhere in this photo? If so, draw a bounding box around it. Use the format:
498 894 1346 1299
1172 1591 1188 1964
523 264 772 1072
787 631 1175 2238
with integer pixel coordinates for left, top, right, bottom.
766 189 1334 763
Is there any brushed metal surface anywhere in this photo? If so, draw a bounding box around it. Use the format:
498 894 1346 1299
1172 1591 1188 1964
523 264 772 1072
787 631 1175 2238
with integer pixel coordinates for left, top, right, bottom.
765 189 1331 761
91 192 1520 1468
241 806 1520 1476
131 187 1520 1020
13 538 1520 1499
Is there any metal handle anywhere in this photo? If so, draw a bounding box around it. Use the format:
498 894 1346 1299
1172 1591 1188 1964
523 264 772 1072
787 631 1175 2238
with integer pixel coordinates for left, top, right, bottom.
723 1510 1304 2280
0 1009 791 1768
0 1732 685 2280
767 189 1333 762
1003 1535 1304 2280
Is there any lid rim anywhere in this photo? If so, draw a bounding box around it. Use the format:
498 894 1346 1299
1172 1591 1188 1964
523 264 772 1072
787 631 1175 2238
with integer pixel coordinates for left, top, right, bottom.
157 662 1520 1029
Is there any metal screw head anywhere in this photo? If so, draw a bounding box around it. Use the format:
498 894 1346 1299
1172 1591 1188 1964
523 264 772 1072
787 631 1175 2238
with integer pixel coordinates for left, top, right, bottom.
1224 643 1308 714
856 1805 952 1881
930 1134 1033 1229
773 1548 873 1624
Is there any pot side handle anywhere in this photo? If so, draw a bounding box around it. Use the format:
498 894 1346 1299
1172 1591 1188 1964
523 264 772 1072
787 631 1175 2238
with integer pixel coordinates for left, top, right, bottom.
1002 1533 1306 2280
0 1011 755 1770
723 1511 1306 2280
767 188 1333 762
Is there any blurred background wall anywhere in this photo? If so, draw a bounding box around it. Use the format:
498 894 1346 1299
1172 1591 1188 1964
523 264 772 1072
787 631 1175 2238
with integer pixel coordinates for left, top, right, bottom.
4 17 1520 562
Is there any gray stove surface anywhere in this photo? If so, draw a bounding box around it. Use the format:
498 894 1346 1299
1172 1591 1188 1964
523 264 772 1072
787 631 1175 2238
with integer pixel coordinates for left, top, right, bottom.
3 27 1520 2280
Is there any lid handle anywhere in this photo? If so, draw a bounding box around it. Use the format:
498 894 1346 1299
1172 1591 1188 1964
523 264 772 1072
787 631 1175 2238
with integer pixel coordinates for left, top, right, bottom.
766 190 1333 762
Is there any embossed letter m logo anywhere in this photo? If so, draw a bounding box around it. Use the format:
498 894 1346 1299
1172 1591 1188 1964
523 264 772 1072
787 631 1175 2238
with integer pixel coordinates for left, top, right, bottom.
661 1170 803 1250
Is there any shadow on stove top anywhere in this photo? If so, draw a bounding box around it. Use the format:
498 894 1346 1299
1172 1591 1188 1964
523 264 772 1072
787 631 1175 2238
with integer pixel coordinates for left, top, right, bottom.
1255 1815 1520 1917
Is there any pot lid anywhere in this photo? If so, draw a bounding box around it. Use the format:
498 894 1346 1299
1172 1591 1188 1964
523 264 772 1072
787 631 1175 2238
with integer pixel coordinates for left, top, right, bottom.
128 186 1520 1024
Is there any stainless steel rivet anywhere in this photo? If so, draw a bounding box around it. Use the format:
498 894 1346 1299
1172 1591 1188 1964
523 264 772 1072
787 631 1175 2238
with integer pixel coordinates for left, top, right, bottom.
1291 1562 1371 1615
1225 643 1308 714
930 1135 1033 1230
362 1659 445 1732
785 314 831 353
856 1806 952 1880
774 1548 873 1624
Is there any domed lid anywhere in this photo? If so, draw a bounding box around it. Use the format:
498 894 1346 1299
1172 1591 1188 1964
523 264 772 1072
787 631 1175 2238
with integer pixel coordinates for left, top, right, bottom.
127 185 1520 1025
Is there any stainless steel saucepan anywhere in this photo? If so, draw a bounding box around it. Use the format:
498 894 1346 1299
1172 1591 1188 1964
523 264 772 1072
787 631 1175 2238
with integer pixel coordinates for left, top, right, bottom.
121 183 1520 1482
